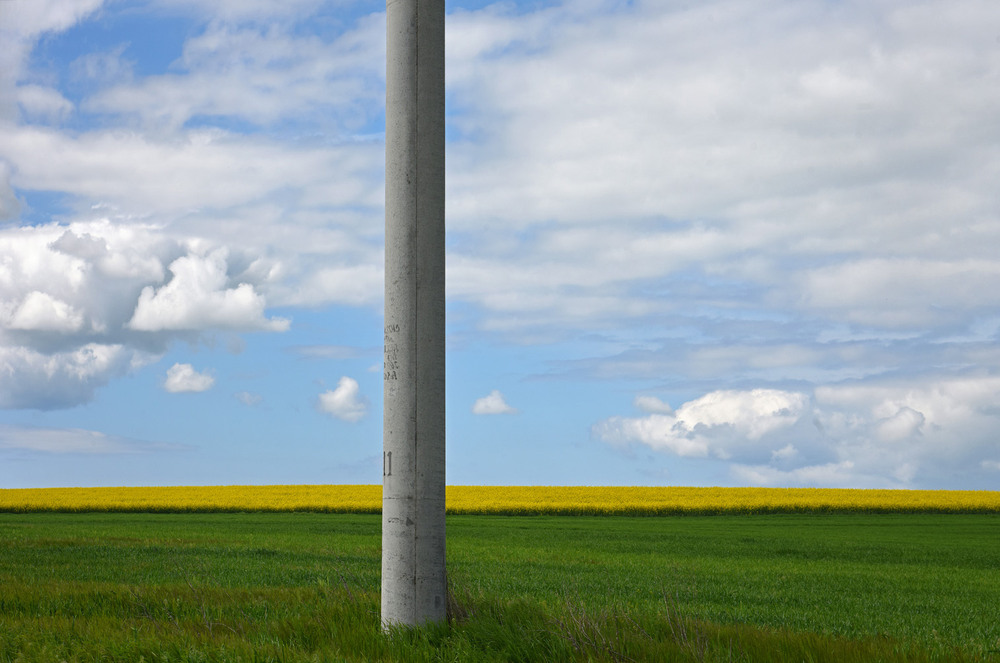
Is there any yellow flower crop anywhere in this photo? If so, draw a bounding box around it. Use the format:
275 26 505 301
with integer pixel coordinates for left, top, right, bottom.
0 485 381 514
445 486 1000 515
1 485 999 514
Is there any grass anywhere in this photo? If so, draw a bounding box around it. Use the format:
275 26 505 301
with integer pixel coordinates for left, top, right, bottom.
1 512 998 661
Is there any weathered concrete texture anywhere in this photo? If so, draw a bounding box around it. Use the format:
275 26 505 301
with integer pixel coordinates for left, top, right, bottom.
381 0 446 628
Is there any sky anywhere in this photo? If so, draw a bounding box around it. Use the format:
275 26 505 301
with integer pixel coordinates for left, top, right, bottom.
1 0 999 490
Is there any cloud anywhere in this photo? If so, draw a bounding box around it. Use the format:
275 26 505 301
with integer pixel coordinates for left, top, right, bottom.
0 2 381 410
472 390 517 415
318 376 367 422
595 389 808 459
875 406 925 442
0 129 384 313
0 343 141 410
7 291 86 332
770 443 799 462
234 390 262 406
799 259 1000 328
69 44 133 86
291 345 367 360
681 390 808 440
0 423 178 455
128 248 289 332
0 162 18 220
0 0 106 38
634 395 673 414
730 461 862 488
451 0 1000 227
3 0 997 350
1 0 105 122
440 0 1000 346
595 413 709 458
598 375 1000 488
15 0 992 349
149 0 332 24
15 85 75 124
0 126 382 221
281 263 383 308
0 219 296 408
163 363 215 393
85 12 386 133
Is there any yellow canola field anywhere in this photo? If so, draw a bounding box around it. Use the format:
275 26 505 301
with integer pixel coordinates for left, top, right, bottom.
0 485 381 514
446 486 1000 515
2 485 1000 515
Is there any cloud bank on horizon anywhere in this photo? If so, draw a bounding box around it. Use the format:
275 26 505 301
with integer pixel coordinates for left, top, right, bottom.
1 0 999 489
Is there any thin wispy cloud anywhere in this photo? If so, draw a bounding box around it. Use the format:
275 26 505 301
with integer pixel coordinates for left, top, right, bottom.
234 391 263 407
291 345 369 360
0 424 183 455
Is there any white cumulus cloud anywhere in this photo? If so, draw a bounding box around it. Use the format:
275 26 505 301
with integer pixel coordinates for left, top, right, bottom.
318 376 367 422
595 389 808 460
7 291 85 332
163 363 215 393
472 390 517 415
0 219 296 408
128 248 289 332
0 343 141 410
599 375 1000 488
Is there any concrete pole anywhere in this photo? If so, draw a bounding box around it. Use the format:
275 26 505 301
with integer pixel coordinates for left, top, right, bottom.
381 0 446 628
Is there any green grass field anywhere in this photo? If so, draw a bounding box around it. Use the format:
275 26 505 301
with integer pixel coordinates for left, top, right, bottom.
1 512 998 661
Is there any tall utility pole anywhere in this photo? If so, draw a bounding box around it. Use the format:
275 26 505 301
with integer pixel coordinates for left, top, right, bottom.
381 0 446 628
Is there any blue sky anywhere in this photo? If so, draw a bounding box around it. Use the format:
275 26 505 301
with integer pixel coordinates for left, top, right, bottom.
1 0 999 490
